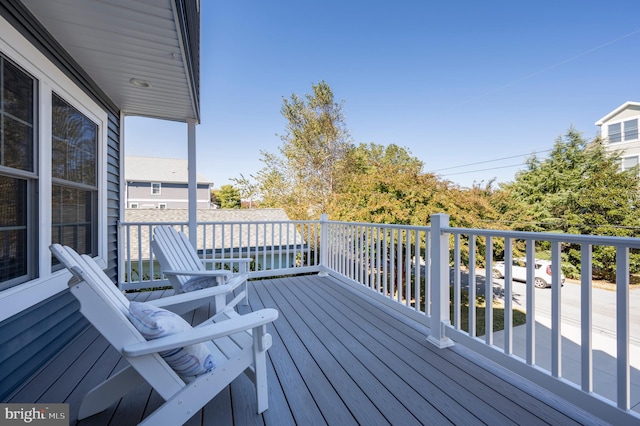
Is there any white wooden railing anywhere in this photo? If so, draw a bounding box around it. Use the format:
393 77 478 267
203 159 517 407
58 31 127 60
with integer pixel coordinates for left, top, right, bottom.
118 220 321 291
118 214 639 422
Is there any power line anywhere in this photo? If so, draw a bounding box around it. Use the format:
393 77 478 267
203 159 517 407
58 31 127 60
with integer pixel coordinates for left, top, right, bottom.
432 149 552 172
447 27 640 111
440 163 525 177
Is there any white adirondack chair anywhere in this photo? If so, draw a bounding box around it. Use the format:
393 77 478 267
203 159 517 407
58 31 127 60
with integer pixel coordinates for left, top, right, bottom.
50 244 277 425
152 226 252 313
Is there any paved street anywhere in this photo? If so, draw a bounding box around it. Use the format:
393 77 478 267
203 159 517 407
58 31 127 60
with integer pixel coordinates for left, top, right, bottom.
485 273 640 413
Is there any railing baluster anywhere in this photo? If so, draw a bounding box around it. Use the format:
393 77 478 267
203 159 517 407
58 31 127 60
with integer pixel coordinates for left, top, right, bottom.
526 240 536 366
468 234 476 338
616 246 630 410
485 236 493 345
504 238 513 355
551 241 562 378
581 244 593 393
453 234 460 327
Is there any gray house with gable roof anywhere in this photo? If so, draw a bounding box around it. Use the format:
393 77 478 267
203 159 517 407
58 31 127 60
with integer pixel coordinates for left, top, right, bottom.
125 155 214 209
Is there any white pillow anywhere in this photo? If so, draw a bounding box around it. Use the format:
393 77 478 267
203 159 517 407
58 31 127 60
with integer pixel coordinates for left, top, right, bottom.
182 276 219 292
128 301 215 377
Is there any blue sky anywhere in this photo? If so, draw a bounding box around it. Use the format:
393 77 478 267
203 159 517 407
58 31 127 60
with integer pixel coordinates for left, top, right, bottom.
125 0 640 189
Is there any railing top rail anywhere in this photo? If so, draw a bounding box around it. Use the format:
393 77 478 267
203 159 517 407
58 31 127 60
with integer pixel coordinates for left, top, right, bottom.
120 220 320 226
446 226 640 247
326 220 432 232
119 221 188 227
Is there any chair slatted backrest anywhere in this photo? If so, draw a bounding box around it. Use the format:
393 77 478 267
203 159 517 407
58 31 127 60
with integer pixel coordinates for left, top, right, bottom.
152 226 206 291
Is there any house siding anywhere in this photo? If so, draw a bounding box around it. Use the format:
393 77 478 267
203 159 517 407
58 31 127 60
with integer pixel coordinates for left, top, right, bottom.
127 182 211 209
598 104 640 171
0 0 120 400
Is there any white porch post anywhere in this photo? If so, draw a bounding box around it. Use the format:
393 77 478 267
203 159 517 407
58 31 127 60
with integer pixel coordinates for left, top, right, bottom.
427 213 455 349
187 119 197 247
318 214 329 276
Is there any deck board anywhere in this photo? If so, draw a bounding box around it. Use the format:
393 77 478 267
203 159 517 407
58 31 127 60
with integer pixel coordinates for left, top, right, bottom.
6 275 609 425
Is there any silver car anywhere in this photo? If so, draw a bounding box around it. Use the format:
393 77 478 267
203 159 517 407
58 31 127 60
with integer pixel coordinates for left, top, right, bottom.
492 258 565 288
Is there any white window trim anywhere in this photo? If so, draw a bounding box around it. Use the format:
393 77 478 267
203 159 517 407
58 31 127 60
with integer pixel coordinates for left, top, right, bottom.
0 15 108 320
606 118 639 143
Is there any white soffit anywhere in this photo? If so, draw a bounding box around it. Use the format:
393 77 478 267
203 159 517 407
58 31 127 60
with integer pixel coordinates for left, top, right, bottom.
22 0 198 122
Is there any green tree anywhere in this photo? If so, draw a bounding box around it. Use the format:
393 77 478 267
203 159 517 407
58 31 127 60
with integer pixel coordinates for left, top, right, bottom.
216 184 241 209
257 81 351 219
231 173 259 208
498 128 640 280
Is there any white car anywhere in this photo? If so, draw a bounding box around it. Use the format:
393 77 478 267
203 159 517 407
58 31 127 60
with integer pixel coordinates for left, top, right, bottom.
492 258 565 288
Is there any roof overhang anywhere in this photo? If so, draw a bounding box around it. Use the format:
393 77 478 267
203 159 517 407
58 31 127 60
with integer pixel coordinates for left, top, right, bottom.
595 101 640 126
21 0 200 123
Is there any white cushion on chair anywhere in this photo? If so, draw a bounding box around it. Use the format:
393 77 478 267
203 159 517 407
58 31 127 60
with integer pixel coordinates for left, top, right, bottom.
182 276 219 292
128 301 215 377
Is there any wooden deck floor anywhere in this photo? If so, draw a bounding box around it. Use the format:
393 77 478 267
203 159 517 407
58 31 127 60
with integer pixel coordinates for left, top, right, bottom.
8 275 608 425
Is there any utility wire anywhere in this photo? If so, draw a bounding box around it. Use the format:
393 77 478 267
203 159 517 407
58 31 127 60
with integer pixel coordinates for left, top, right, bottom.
441 163 525 176
432 149 552 172
447 27 640 111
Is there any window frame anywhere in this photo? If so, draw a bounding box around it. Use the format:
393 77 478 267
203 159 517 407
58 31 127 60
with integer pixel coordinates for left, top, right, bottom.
151 182 161 195
0 55 38 289
607 118 639 143
0 17 108 320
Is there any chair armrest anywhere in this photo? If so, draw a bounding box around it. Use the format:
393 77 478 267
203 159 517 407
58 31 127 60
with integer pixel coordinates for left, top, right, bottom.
146 274 248 310
206 258 252 273
210 257 252 264
162 269 233 278
122 308 278 357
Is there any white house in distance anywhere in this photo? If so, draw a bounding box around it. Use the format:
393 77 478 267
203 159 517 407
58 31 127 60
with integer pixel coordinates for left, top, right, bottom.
125 155 214 209
595 101 640 172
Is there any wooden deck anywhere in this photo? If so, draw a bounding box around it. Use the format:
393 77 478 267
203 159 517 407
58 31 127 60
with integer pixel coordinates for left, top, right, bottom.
7 275 608 425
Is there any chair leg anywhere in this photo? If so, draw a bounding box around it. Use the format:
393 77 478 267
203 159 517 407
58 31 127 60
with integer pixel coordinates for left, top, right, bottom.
78 365 145 419
253 326 271 413
242 280 249 306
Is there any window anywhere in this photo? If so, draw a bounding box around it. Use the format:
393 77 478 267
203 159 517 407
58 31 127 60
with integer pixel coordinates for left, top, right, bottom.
608 123 622 143
622 156 639 172
0 56 37 288
608 119 638 143
51 93 97 265
130 203 138 209
158 203 167 209
624 119 638 141
151 182 161 195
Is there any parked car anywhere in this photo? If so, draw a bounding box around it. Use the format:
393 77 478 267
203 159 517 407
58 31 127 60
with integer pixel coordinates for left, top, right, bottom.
492 258 565 288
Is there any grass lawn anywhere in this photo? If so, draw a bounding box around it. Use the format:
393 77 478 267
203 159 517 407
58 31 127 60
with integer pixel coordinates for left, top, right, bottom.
451 291 527 336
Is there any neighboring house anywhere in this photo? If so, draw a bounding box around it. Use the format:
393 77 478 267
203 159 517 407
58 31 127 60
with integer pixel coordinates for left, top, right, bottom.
125 156 213 209
123 208 306 281
0 1 200 400
595 101 640 172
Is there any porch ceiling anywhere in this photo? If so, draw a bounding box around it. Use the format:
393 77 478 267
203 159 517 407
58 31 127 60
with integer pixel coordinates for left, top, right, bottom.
21 0 199 122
